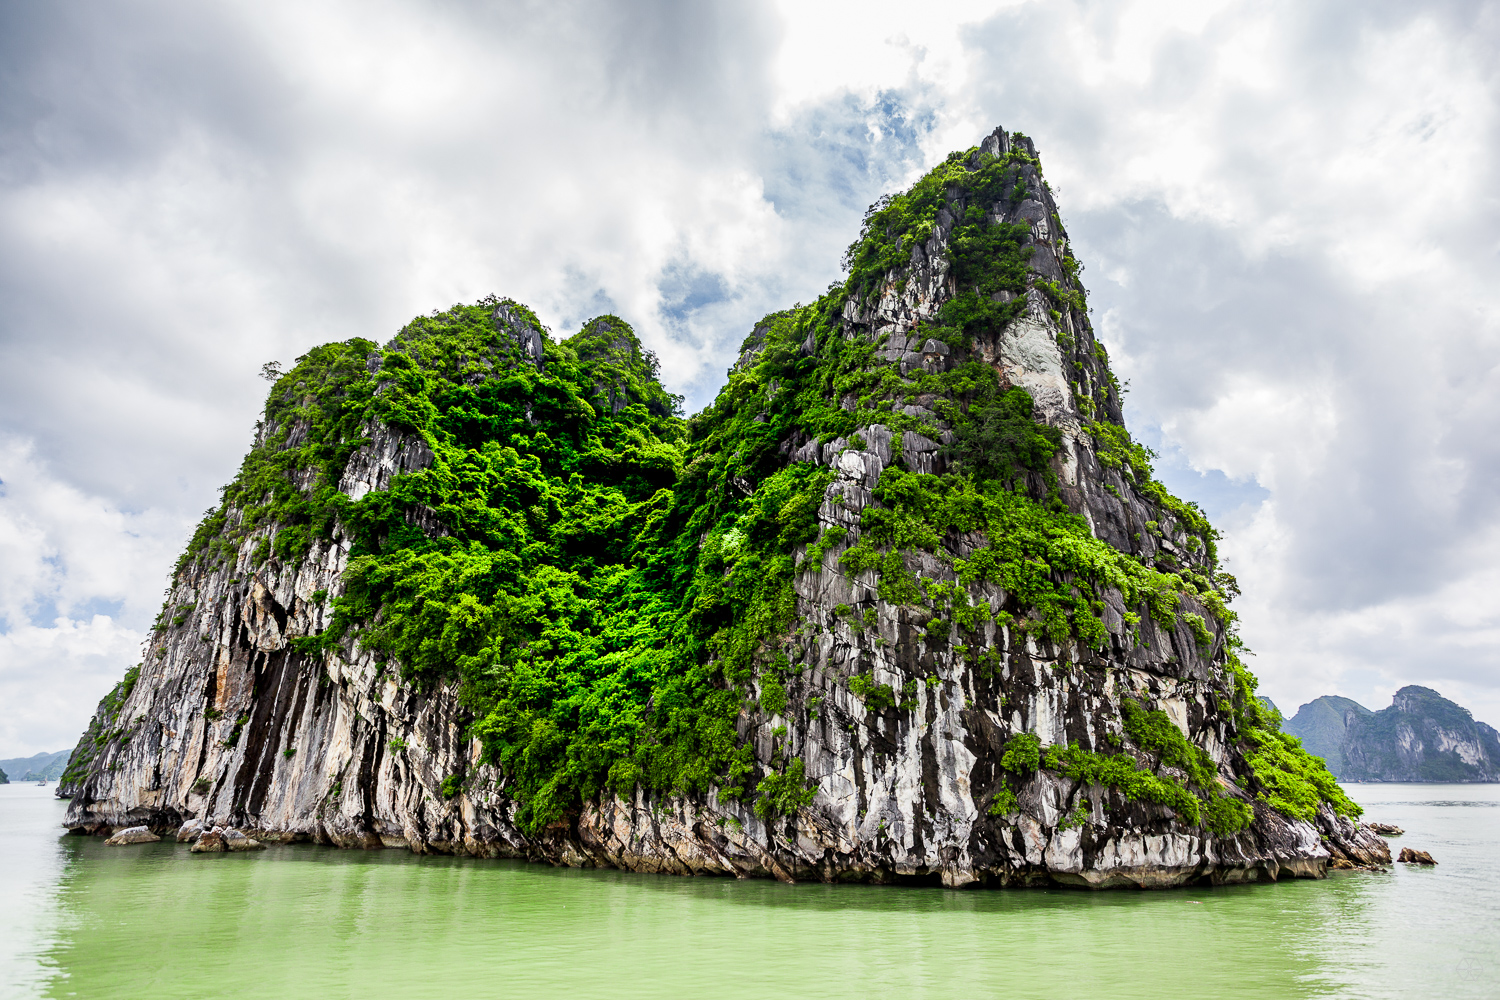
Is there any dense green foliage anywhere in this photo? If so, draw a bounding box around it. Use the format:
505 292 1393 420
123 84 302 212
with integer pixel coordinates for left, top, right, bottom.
941 388 1062 485
1086 421 1218 562
1043 742 1204 825
1243 728 1361 821
1000 732 1042 774
838 465 1202 648
176 300 838 831
1221 649 1361 819
842 138 1040 321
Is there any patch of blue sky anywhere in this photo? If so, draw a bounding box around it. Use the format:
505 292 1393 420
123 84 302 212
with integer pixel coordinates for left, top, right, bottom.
657 263 730 328
1131 424 1270 527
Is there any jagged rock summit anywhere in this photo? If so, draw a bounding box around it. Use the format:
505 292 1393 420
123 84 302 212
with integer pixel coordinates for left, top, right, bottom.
60 127 1388 887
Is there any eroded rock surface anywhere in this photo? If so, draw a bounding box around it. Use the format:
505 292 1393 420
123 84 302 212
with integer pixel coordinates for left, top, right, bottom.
104 826 160 845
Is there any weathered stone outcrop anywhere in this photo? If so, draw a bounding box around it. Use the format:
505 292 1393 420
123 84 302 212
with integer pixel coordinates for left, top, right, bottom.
104 826 160 845
189 829 225 853
61 128 1387 888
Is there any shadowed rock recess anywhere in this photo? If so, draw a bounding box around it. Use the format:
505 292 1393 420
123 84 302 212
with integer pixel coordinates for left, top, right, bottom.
61 128 1390 887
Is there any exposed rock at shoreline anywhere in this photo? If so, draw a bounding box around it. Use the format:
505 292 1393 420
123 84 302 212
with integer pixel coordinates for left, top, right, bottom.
187 826 264 853
104 826 160 845
190 829 226 853
1398 848 1437 865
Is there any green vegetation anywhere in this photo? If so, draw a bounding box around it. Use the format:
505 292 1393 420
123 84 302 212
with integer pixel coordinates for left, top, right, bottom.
1243 728 1360 821
1086 421 1218 561
988 732 1040 817
842 140 1042 343
173 299 837 833
848 673 897 711
1043 742 1203 825
754 758 818 820
1000 732 1041 774
987 788 1019 816
941 388 1061 485
837 466 1202 647
221 714 250 749
1223 650 1360 819
759 676 788 717
986 721 1249 836
58 664 141 790
1121 699 1215 787
1117 699 1254 834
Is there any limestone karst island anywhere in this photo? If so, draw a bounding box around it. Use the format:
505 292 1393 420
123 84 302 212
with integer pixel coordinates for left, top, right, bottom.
58 128 1393 887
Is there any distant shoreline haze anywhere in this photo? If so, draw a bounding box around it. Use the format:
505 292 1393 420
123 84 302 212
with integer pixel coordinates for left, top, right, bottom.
0 749 73 783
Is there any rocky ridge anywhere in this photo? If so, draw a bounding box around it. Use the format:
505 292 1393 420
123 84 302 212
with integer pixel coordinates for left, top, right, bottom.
61 127 1389 887
1285 686 1500 782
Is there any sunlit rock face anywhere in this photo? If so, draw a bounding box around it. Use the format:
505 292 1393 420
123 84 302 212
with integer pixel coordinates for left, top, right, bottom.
60 128 1389 887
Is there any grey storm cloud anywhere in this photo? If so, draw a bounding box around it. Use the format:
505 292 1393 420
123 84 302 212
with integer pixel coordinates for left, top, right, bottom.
2 0 1499 754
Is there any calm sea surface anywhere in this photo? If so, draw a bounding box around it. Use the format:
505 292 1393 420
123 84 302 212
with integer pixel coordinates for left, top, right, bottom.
0 782 1494 999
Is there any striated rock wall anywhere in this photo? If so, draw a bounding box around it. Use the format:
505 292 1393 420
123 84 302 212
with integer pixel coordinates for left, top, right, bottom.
62 128 1390 887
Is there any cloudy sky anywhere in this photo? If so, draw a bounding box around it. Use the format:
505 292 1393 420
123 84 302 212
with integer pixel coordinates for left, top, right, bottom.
2 0 1498 756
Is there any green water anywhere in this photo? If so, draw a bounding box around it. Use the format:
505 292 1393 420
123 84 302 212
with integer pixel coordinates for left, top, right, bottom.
1 784 1494 999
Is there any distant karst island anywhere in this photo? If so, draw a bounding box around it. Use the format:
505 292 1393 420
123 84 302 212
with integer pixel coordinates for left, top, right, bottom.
1281 686 1499 783
0 748 74 784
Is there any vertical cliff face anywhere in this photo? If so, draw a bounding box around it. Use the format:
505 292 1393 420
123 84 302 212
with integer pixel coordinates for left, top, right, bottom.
62 128 1389 886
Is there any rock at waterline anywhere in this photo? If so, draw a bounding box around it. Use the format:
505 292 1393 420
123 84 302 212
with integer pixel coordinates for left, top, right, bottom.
176 819 205 842
224 828 266 852
104 826 161 845
1397 848 1437 865
1368 822 1404 836
190 829 225 853
191 827 265 853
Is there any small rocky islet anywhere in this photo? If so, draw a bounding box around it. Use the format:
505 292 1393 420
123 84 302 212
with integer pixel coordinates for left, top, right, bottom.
62 127 1398 888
